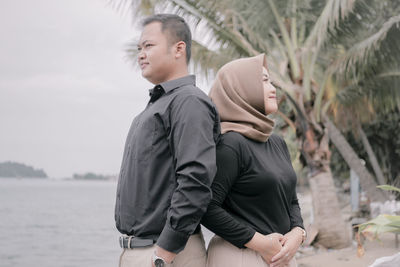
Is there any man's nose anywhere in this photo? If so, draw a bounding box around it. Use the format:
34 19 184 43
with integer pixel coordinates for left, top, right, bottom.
138 50 145 60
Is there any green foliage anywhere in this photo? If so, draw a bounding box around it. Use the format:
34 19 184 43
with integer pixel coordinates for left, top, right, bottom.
377 185 400 193
0 161 47 178
120 0 400 181
327 0 400 119
330 107 400 187
356 185 400 241
73 172 109 180
120 0 400 123
357 214 400 236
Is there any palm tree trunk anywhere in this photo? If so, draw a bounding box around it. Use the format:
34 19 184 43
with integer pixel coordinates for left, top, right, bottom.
324 118 388 202
296 118 351 248
357 124 386 185
309 170 351 248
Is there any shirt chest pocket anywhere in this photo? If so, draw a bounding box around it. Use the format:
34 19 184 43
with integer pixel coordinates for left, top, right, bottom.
131 115 156 161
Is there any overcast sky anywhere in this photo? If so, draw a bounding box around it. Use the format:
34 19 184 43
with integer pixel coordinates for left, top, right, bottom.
0 0 210 178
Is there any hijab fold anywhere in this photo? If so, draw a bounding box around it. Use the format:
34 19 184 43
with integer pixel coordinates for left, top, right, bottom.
209 54 274 142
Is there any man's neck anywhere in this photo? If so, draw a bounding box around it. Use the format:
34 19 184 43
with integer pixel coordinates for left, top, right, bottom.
161 68 189 84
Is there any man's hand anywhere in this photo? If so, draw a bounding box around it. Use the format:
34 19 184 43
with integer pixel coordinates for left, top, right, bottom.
270 227 303 267
245 232 283 265
151 245 176 267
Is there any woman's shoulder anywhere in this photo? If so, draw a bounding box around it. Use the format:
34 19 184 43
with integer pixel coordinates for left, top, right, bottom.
268 133 291 160
219 131 248 147
217 132 251 168
220 132 285 147
268 133 285 145
217 132 250 155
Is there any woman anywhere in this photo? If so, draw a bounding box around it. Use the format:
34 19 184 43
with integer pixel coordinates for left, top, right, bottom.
202 54 306 267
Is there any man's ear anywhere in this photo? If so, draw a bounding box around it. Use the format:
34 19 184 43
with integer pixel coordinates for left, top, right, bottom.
175 41 186 60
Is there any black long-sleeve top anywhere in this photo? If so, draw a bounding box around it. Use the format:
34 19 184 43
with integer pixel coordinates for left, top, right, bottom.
115 75 220 253
201 131 304 248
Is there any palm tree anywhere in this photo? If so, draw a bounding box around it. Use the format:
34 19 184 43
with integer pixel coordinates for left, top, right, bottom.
116 0 400 248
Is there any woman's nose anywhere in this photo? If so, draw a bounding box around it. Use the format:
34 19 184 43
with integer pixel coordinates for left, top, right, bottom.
270 83 277 94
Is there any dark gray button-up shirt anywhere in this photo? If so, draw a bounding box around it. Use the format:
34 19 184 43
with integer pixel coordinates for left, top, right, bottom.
115 75 220 253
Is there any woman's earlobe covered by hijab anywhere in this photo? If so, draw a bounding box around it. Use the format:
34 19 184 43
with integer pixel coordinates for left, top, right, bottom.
209 54 274 142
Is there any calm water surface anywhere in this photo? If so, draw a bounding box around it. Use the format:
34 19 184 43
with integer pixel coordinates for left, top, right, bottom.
0 178 120 267
0 178 214 267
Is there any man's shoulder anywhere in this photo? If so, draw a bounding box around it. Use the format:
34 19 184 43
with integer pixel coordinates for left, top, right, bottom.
174 84 209 99
171 84 215 109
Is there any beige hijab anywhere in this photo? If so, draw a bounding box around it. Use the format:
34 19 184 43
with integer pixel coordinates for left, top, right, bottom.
209 54 274 142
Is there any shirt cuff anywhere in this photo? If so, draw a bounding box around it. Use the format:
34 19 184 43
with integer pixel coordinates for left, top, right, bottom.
290 222 305 230
156 224 190 254
233 228 256 249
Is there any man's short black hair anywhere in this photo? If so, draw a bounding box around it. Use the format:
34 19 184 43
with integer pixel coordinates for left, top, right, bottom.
142 14 192 64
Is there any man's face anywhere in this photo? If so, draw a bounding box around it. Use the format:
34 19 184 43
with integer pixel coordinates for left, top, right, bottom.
137 22 176 85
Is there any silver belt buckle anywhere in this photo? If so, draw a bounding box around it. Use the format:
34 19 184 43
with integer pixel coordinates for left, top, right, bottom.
120 235 135 249
127 236 133 249
119 236 124 248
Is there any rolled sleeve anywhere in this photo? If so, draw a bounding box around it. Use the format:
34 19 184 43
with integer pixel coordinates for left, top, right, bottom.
157 224 190 253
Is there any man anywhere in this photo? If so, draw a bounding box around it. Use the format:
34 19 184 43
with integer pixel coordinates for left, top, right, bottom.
115 14 220 267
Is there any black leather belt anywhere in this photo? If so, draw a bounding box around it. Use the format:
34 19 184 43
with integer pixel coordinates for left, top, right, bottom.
119 235 155 249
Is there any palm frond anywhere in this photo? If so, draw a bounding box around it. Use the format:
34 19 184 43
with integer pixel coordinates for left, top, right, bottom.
227 9 270 54
117 0 400 130
190 40 235 78
305 0 356 49
110 0 160 18
376 71 400 79
269 30 288 64
302 0 356 101
267 0 300 80
330 14 400 77
290 0 298 49
169 0 258 57
330 68 400 120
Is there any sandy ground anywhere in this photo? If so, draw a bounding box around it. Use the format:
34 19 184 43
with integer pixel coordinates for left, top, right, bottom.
297 233 399 267
296 190 399 267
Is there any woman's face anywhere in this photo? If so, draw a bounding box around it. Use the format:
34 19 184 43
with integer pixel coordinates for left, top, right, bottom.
262 66 278 114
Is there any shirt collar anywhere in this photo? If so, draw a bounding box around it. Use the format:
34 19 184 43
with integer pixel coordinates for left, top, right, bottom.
148 75 196 97
160 75 196 92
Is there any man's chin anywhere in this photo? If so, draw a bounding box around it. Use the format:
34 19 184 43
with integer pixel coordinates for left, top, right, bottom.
142 74 159 85
141 71 151 80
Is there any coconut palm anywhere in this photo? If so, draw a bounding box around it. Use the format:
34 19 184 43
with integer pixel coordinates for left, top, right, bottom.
116 0 400 248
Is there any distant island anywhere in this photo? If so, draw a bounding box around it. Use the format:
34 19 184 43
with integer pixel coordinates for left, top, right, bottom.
0 161 117 181
0 161 47 178
73 172 117 181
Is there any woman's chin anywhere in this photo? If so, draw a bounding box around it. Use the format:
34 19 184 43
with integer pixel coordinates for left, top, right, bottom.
265 106 278 115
